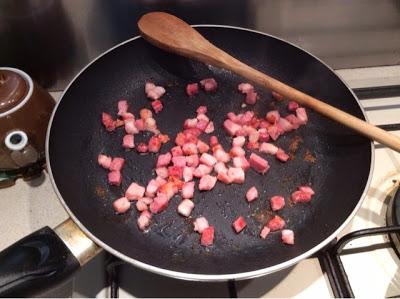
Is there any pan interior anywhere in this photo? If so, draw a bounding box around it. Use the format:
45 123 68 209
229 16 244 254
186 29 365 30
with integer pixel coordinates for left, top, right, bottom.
49 27 371 276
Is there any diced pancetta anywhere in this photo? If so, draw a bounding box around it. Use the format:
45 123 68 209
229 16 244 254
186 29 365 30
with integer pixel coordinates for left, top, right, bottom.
267 215 286 231
137 210 152 231
270 196 285 211
193 217 209 233
177 199 195 217
232 216 247 233
182 181 195 199
249 153 270 174
109 157 125 172
113 197 130 213
122 134 135 149
233 156 250 171
200 78 217 92
282 229 294 245
125 182 145 200
98 154 112 169
201 226 214 246
246 186 258 202
186 83 199 96
193 164 213 178
198 175 217 191
227 167 245 184
259 142 278 155
260 226 271 239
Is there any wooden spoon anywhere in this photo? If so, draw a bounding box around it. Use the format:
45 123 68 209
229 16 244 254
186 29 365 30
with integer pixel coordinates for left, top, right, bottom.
138 12 400 152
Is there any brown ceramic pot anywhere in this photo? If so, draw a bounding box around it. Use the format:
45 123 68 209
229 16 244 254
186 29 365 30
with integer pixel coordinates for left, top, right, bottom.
0 67 55 171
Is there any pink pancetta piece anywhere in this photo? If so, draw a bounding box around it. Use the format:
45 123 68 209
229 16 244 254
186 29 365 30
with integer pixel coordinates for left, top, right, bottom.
198 175 217 191
145 179 159 197
282 229 295 245
291 190 313 203
217 171 233 184
238 83 254 94
117 100 128 116
201 226 214 246
296 107 308 124
193 217 209 233
248 130 260 144
102 112 116 132
193 164 213 178
155 167 168 179
270 196 285 211
288 101 299 111
172 156 187 168
136 142 148 153
197 106 207 114
249 153 270 174
272 91 284 101
149 193 169 214
267 215 286 231
184 118 198 129
285 114 301 130
135 119 145 131
267 125 281 141
148 136 161 153
136 200 148 212
122 134 135 149
113 197 130 214
200 78 217 92
156 152 172 168
140 108 153 120
171 146 183 157
276 149 290 162
245 91 257 105
125 182 145 201
177 199 195 217
197 140 210 154
196 119 209 131
183 166 194 182
259 142 279 155
186 155 200 168
233 156 250 171
247 142 260 150
260 226 271 239
230 146 246 157
214 161 228 174
98 154 112 169
197 113 209 123
155 176 167 187
224 119 242 136
232 136 246 147
204 121 215 134
124 119 139 135
167 166 183 179
278 118 294 133
227 167 245 184
213 148 231 163
151 100 163 114
108 171 122 186
299 185 315 196
109 157 125 172
145 82 166 100
137 210 152 231
232 216 247 233
266 110 280 124
186 83 199 96
209 135 219 147
200 153 217 167
181 181 195 199
227 112 240 123
182 142 198 155
258 128 270 142
246 186 258 202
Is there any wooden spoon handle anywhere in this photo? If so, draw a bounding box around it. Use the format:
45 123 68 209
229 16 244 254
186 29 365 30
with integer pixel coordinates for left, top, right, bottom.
219 54 400 152
139 12 400 152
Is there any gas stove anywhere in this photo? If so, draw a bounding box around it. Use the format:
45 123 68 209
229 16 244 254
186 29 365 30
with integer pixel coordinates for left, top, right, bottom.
0 65 399 298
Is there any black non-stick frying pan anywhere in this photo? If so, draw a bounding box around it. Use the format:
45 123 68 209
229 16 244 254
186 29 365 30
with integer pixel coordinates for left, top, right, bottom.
0 25 373 296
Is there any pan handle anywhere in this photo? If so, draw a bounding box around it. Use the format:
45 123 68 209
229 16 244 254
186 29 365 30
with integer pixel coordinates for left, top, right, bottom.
0 219 101 297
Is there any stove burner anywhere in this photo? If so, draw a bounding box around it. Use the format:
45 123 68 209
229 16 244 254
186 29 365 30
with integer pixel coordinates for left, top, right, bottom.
386 181 400 257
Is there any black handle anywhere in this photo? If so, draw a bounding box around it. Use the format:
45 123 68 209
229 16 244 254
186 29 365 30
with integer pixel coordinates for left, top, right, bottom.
0 226 80 297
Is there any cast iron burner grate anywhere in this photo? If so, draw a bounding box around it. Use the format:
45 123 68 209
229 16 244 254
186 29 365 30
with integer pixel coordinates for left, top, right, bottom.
105 85 400 298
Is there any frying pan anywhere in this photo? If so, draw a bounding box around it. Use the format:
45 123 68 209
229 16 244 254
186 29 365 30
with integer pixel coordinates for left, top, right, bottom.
0 24 373 296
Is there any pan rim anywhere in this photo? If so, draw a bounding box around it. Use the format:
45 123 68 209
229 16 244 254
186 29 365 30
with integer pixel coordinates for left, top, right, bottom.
46 24 375 281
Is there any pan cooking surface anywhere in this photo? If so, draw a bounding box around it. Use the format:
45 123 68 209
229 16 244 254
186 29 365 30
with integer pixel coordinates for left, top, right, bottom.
49 27 371 276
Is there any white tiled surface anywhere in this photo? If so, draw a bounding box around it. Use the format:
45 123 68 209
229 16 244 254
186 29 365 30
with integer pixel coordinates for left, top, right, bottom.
0 66 399 297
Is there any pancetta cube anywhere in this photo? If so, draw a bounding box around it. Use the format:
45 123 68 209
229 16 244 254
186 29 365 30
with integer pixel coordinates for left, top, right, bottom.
109 157 125 172
233 156 250 171
198 175 217 191
102 112 116 132
117 100 128 116
148 136 161 153
186 83 199 96
246 186 258 202
232 216 247 233
288 101 299 111
98 154 112 169
113 197 130 213
200 153 217 167
276 149 289 162
193 164 213 178
122 134 135 149
249 153 270 174
193 217 209 233
217 171 233 184
182 142 198 155
177 199 195 217
227 167 245 184
149 193 169 214
201 226 215 246
137 210 152 231
183 166 194 182
125 182 145 200
172 156 187 168
213 148 231 163
137 142 148 153
156 152 172 168
296 107 308 124
108 171 122 186
124 119 139 134
266 110 280 124
281 229 294 245
270 196 285 211
232 136 246 147
182 181 195 199
267 215 285 231
245 91 257 105
151 99 163 114
260 226 271 239
259 142 278 155
200 78 217 92
155 167 168 179
224 119 242 136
